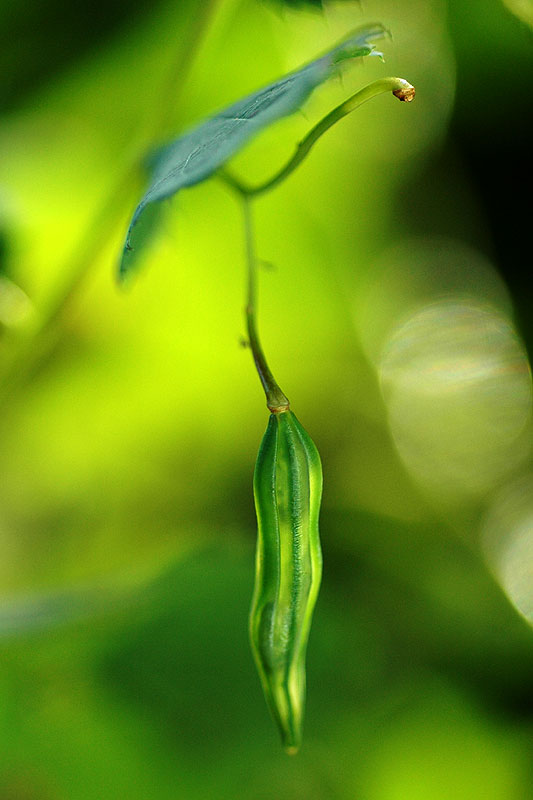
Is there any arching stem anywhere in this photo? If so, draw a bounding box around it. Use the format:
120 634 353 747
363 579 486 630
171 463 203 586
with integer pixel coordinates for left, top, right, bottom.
225 76 415 411
228 76 415 412
221 77 415 197
242 197 290 413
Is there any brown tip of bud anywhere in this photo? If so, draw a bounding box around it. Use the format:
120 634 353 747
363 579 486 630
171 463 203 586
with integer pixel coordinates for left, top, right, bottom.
393 86 416 102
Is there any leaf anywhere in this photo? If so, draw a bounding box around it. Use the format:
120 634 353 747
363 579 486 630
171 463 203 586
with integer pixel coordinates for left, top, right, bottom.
119 24 388 279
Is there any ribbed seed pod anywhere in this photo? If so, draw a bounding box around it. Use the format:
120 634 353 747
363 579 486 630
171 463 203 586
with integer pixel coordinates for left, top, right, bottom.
250 409 323 754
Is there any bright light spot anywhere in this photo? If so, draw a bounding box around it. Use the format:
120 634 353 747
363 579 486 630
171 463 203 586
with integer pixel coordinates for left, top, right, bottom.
355 239 514 367
379 300 532 503
483 474 533 624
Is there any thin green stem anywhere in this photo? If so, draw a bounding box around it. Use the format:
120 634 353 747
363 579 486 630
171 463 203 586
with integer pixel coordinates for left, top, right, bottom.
228 76 415 414
242 197 289 413
221 77 415 197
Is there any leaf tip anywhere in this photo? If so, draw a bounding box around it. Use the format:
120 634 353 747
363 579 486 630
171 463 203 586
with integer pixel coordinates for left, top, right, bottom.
369 48 385 63
117 256 132 286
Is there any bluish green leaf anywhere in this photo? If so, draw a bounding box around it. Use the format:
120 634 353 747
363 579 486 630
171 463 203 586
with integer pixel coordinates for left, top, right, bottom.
119 24 388 279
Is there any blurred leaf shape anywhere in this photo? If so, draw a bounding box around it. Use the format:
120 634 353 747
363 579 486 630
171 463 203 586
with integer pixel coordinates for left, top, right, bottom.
0 583 124 638
502 0 533 27
119 24 387 279
0 276 33 329
483 474 533 625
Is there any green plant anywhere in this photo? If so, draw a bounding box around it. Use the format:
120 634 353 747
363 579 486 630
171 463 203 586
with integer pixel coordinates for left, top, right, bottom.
250 409 323 754
119 24 414 752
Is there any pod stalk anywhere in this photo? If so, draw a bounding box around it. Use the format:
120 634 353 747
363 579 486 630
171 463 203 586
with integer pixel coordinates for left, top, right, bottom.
242 197 290 412
221 77 415 198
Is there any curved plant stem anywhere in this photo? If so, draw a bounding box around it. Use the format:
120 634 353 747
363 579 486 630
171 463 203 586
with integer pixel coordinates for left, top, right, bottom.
242 197 289 413
225 76 414 413
221 77 415 197
0 0 224 405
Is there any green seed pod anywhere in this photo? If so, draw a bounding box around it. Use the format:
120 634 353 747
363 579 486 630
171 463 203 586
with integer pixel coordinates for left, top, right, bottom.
249 408 323 754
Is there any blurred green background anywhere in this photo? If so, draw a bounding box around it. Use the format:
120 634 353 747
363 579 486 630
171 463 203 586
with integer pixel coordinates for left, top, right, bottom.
1 0 533 797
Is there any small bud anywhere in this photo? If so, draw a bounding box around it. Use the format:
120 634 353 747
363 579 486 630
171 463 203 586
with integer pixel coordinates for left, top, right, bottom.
393 85 416 102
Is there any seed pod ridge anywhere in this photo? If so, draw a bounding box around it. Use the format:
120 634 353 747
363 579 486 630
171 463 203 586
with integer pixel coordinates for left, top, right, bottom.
250 409 323 753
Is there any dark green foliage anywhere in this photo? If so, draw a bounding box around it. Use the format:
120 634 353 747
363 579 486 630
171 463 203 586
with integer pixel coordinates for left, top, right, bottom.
265 0 358 9
0 0 168 111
